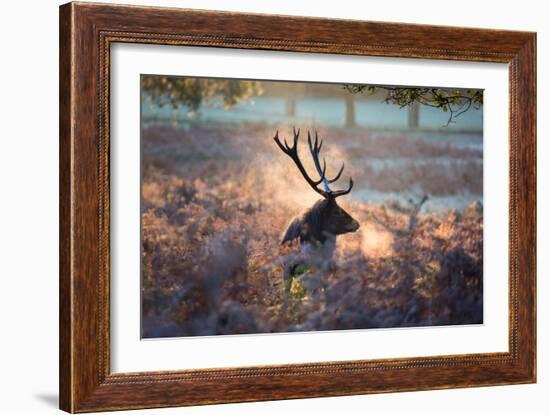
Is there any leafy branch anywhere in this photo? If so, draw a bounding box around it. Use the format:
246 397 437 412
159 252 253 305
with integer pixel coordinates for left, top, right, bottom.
141 76 264 114
343 85 483 126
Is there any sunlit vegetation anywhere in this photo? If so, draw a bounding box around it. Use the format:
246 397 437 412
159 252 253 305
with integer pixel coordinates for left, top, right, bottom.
141 124 483 338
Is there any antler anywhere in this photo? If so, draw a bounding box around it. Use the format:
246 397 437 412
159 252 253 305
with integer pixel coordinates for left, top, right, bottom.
273 128 354 199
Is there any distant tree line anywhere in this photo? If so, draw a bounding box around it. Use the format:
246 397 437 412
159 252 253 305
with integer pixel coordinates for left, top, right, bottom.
141 75 483 128
141 76 263 112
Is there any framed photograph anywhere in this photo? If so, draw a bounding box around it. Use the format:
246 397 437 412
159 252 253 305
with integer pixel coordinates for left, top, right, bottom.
59 2 536 412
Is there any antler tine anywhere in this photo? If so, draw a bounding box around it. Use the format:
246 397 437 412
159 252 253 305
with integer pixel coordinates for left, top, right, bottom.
314 131 351 191
274 128 329 198
319 158 327 182
293 126 300 142
327 162 345 183
274 129 296 154
331 177 354 198
307 131 327 185
274 128 354 199
273 130 287 153
315 131 323 153
309 131 323 155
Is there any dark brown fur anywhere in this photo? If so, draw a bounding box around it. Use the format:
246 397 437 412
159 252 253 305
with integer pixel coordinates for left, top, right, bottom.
274 129 360 250
281 198 359 246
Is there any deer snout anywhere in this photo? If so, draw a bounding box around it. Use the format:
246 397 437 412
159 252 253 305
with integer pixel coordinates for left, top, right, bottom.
349 219 360 232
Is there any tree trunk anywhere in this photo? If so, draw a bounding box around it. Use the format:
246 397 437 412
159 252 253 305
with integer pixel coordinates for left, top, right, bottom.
408 102 420 129
286 97 296 117
345 94 356 128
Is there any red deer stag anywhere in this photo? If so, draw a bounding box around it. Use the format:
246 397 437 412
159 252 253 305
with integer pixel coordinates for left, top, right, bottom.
274 128 360 258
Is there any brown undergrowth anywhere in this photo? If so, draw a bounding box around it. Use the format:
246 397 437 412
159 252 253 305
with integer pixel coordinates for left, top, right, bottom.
141 123 483 337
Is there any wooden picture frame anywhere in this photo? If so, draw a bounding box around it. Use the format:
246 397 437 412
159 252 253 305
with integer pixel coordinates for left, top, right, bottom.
59 2 536 412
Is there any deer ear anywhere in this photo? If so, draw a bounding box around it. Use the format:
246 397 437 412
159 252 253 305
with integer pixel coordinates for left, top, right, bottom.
281 217 302 245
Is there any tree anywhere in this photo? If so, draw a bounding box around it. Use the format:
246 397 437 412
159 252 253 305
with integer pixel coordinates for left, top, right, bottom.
408 102 420 129
343 85 483 126
141 76 263 114
344 93 356 128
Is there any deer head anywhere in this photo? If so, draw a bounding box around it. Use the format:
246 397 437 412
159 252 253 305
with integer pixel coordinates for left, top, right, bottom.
274 128 360 247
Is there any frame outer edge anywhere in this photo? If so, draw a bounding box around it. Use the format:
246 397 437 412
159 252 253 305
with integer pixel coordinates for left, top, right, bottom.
71 2 103 412
59 2 75 413
59 2 537 412
509 33 537 383
532 33 537 383
519 33 537 382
